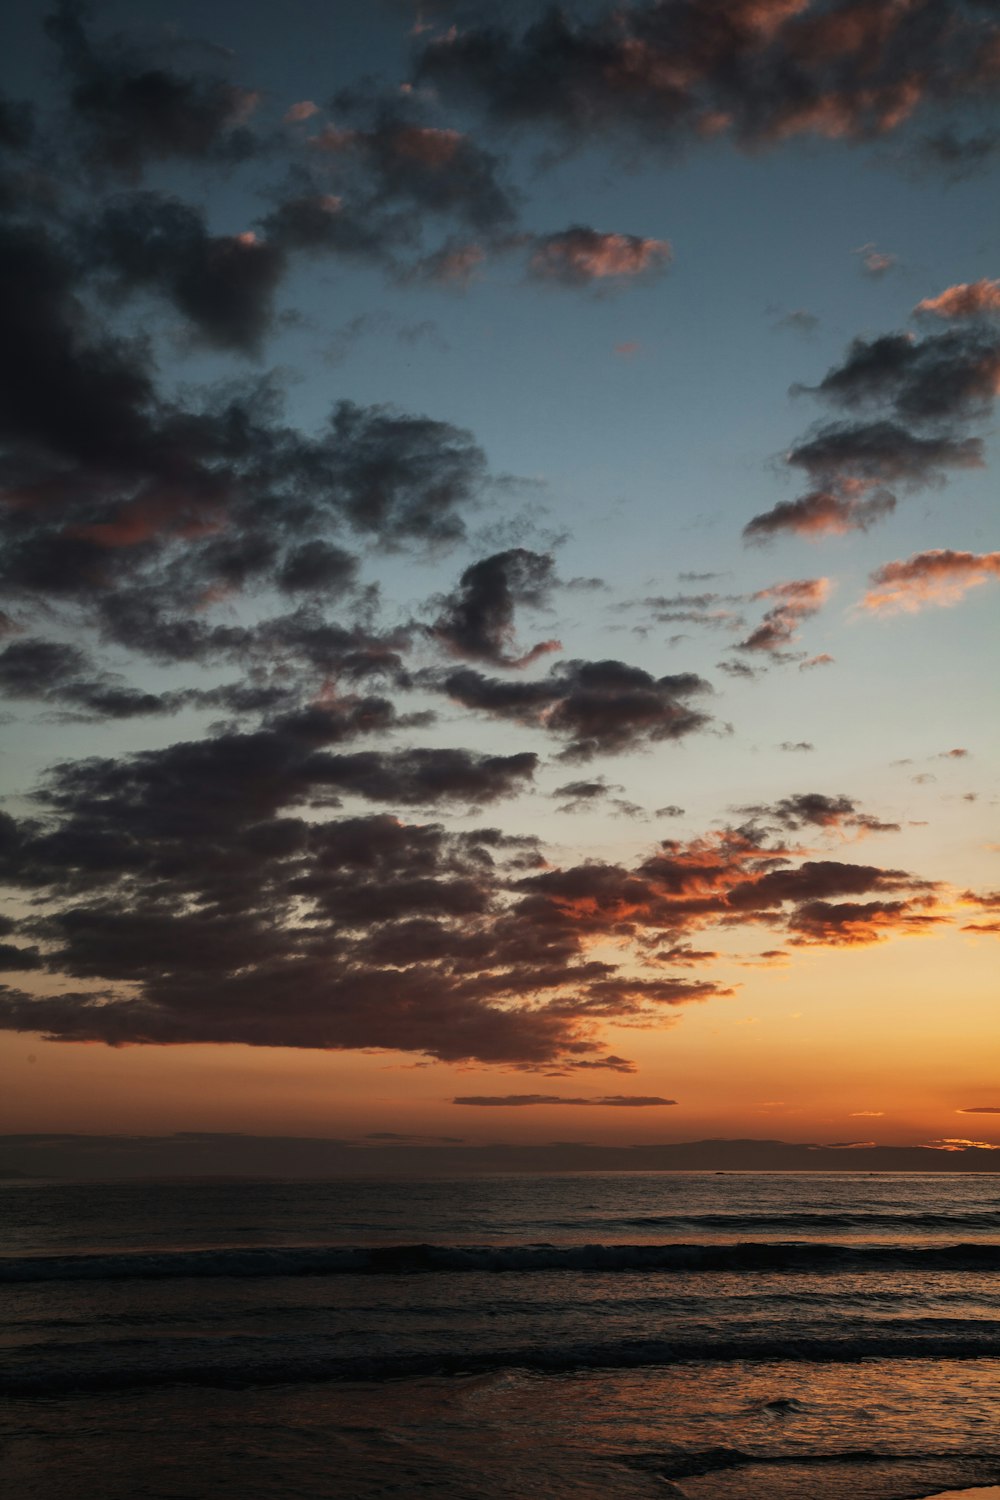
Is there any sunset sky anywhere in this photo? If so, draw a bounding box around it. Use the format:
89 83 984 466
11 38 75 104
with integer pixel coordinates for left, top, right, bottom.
0 0 998 1164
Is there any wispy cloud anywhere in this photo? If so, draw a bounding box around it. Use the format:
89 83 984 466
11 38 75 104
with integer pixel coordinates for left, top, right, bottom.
860 550 1000 614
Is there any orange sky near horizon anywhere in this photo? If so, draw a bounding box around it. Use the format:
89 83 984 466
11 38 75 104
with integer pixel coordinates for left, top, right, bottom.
3 921 996 1147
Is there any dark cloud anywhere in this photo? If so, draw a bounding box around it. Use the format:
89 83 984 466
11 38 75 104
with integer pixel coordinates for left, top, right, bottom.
565 1054 636 1074
0 94 34 153
774 308 819 335
0 215 494 621
87 192 286 354
276 541 360 595
0 724 717 1064
429 547 561 666
0 637 187 719
958 1107 1000 1114
310 110 520 232
513 828 936 959
452 1094 676 1106
779 741 814 752
260 183 405 268
737 578 829 657
910 128 1000 180
743 482 897 541
735 792 901 836
364 1132 465 1142
256 610 412 682
552 778 643 818
525 226 671 287
0 731 945 1062
717 659 757 679
31 728 537 832
306 746 538 806
415 1 1000 156
45 1 263 177
553 779 614 805
441 658 712 760
807 328 1000 424
786 897 943 946
651 942 719 966
745 321 998 540
259 101 521 282
634 589 745 631
0 943 45 971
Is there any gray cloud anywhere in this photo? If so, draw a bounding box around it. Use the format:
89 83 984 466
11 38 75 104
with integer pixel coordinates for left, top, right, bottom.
452 1094 676 1106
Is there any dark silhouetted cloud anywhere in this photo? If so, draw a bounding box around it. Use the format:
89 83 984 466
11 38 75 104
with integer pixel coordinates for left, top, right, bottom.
309 112 519 232
552 778 645 819
0 212 497 626
452 1093 676 1106
441 658 712 760
87 192 286 354
45 1 264 176
415 2 1000 156
0 732 945 1064
735 792 900 836
0 637 187 719
745 319 999 540
429 547 560 665
786 897 942 946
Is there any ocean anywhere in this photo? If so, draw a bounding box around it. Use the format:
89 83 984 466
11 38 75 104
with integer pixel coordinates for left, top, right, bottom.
2 1171 1000 1499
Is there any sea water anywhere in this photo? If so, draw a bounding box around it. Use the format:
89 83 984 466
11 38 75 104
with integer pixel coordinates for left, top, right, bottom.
2 1172 999 1498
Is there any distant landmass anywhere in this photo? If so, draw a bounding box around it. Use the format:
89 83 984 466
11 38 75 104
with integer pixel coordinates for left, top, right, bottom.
0 1134 997 1179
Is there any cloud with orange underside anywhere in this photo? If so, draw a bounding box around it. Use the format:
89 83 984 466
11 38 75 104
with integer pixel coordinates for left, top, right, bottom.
68 492 228 548
391 125 465 168
737 577 830 655
915 279 1000 320
516 824 941 954
284 100 319 124
860 549 1000 614
527 228 672 287
958 887 1000 936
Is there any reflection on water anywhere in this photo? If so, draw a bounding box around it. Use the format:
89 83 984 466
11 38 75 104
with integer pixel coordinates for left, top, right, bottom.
3 1175 999 1497
5 1171 1000 1255
3 1360 1000 1500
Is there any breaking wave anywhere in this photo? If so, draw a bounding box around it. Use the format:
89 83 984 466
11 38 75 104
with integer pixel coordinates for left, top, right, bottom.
3 1239 1000 1283
4 1331 1000 1396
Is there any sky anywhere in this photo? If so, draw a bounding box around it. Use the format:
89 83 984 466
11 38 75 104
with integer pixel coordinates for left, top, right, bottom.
0 0 998 1167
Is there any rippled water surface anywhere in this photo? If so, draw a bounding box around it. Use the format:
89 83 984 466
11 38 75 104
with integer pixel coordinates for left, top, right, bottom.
2 1172 998 1497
